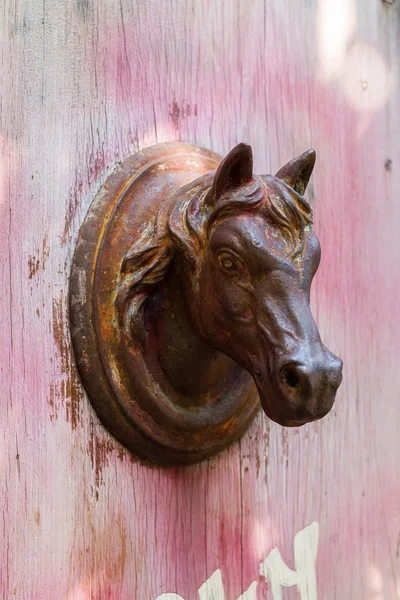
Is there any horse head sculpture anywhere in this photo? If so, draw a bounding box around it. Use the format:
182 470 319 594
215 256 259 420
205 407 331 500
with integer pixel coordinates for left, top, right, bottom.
71 141 343 464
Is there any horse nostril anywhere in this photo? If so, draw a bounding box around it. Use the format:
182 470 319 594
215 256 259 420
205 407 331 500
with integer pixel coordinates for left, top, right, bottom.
281 366 301 391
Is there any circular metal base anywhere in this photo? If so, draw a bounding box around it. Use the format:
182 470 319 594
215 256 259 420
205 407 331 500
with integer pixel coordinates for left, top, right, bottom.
70 143 259 465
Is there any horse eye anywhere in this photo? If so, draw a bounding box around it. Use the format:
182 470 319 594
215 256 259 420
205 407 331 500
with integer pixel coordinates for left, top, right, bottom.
218 253 241 274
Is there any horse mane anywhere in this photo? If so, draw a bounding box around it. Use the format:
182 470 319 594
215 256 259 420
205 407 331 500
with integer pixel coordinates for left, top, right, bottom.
115 174 312 340
114 205 174 340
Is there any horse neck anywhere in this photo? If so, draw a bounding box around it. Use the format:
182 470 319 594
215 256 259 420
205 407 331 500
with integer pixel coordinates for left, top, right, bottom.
149 264 231 397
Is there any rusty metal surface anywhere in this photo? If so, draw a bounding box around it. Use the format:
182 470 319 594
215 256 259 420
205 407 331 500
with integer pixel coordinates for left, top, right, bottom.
70 142 342 465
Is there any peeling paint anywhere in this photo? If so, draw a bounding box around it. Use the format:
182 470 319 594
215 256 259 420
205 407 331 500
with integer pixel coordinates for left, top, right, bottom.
51 292 83 429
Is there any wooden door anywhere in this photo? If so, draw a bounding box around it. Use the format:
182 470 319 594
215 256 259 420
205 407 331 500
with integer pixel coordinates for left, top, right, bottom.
1 0 399 598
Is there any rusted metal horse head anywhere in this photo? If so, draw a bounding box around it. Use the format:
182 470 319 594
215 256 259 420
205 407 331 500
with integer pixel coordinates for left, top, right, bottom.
71 142 343 464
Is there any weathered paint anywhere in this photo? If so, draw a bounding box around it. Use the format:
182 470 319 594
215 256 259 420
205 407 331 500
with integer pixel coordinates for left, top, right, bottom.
1 0 399 598
260 523 319 600
156 522 319 599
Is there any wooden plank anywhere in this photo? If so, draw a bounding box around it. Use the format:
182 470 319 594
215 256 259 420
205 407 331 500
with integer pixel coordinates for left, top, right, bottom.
1 0 399 598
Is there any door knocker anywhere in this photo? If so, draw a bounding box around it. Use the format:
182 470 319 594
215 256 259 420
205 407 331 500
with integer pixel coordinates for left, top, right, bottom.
69 142 343 465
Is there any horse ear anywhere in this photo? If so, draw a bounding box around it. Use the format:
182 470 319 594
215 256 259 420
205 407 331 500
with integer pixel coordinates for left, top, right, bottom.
206 143 253 206
275 149 316 196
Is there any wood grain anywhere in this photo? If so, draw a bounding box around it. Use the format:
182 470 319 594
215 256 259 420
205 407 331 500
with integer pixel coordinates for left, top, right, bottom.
1 0 399 598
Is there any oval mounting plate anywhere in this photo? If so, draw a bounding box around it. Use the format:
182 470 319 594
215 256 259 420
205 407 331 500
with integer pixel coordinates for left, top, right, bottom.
69 142 259 465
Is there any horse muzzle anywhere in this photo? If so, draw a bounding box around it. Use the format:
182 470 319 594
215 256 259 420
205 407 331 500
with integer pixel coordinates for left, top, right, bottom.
257 345 343 427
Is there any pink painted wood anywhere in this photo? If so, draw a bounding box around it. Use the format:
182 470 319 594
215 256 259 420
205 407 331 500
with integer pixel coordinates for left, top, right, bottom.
1 0 399 598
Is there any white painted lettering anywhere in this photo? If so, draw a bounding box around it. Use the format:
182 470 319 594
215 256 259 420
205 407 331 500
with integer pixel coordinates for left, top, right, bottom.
260 521 319 600
198 569 225 600
155 522 319 600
